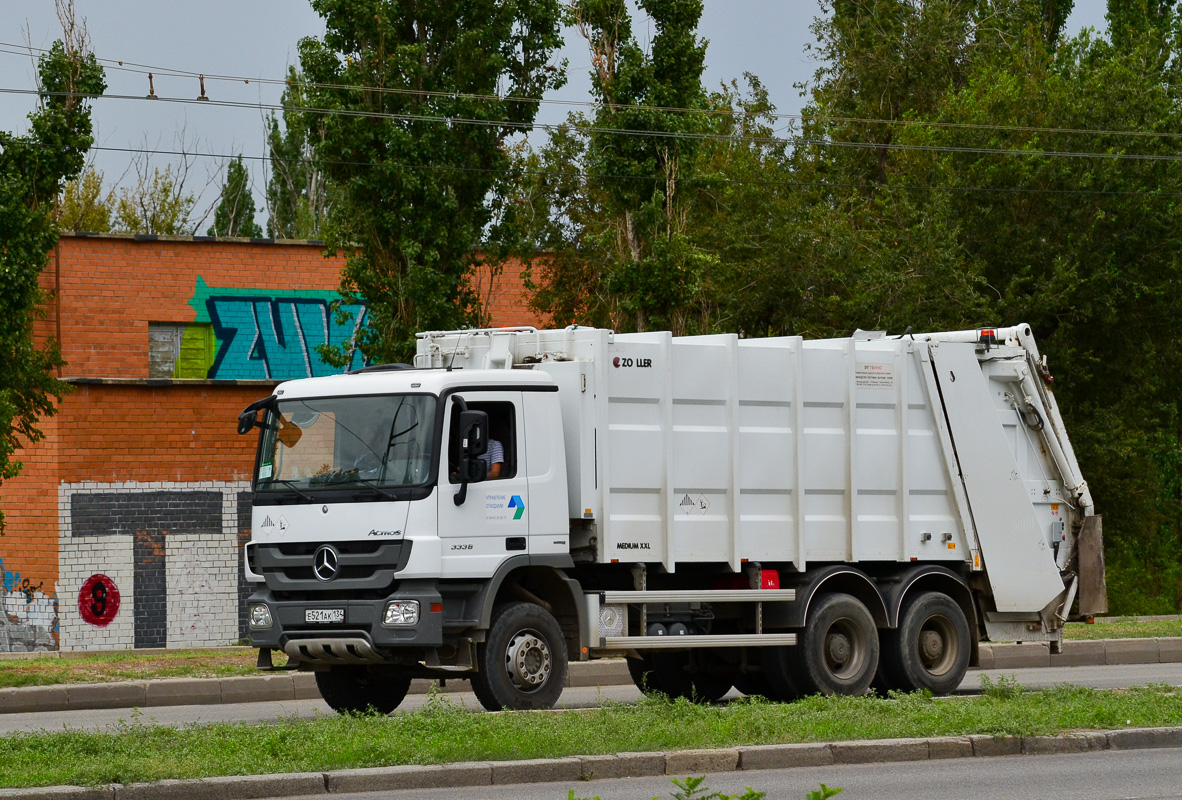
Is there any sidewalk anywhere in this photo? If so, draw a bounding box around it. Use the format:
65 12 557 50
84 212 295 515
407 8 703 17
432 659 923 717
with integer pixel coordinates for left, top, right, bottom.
1 637 1179 715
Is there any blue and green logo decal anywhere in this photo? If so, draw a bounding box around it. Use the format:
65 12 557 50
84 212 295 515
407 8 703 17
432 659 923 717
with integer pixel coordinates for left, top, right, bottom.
508 495 525 520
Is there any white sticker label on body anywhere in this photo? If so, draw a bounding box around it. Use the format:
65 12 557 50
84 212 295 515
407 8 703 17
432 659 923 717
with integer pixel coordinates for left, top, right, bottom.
485 492 526 523
855 362 895 389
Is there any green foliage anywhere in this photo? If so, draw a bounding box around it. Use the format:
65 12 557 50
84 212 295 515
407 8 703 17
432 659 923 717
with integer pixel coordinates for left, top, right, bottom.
526 0 716 334
806 786 843 800
55 165 112 232
265 67 330 240
207 155 262 238
112 163 196 235
297 0 566 364
0 35 104 532
980 674 1025 700
566 775 770 800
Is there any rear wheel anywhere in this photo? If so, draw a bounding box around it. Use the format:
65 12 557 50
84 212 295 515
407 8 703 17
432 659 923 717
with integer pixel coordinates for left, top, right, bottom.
315 665 412 714
881 591 970 696
789 593 879 696
471 602 568 711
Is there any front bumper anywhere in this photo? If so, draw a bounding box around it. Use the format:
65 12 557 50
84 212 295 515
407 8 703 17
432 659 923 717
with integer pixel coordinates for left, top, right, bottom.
247 580 444 662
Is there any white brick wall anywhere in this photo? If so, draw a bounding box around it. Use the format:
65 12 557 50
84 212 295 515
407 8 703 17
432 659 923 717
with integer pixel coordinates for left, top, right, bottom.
58 535 135 651
58 481 250 651
167 533 239 648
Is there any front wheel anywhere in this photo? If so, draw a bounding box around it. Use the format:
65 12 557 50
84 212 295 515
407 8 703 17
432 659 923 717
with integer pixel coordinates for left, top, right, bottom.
315 665 411 714
880 591 970 696
789 593 879 696
471 602 568 711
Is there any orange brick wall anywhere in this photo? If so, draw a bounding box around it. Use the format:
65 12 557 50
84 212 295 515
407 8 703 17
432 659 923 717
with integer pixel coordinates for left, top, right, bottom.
0 411 59 592
47 236 547 377
57 383 270 484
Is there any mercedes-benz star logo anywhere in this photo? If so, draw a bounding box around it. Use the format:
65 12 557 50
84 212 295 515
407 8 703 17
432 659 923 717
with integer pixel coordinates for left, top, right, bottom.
313 545 339 582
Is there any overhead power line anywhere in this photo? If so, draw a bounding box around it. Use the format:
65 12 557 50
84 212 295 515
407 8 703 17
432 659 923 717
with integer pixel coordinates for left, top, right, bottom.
18 139 1182 199
6 86 1182 166
4 41 1182 143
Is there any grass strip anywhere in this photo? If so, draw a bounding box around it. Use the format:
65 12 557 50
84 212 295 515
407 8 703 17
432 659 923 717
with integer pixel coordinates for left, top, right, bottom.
0 682 1179 789
0 650 287 689
1062 619 1180 640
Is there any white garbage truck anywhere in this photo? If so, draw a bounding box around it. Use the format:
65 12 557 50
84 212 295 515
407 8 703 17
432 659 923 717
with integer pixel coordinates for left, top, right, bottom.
237 324 1106 712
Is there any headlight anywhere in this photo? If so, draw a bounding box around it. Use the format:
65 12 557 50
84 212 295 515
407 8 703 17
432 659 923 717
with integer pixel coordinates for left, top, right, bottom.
383 600 420 627
249 604 273 629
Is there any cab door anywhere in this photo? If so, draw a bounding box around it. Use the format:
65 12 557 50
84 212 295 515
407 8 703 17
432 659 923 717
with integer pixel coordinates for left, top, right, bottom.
437 391 530 577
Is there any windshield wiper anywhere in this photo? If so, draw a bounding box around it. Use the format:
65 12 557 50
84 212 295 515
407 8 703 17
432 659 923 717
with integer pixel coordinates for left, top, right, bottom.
264 479 315 502
348 476 397 500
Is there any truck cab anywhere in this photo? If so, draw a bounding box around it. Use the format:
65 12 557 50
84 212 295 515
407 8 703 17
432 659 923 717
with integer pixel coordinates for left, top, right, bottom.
240 367 584 710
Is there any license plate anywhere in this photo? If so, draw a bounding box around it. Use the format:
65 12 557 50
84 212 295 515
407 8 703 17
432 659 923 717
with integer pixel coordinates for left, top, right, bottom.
305 609 345 624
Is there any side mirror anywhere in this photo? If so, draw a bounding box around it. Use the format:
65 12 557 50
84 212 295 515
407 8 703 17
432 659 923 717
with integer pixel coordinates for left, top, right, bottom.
453 406 489 506
237 395 276 435
237 409 258 435
459 410 489 458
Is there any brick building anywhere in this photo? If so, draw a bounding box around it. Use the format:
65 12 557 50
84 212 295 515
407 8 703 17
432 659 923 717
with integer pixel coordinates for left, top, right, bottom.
0 233 542 652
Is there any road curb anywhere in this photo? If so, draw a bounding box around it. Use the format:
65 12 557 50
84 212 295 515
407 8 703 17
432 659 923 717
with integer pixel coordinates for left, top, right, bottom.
4 727 1181 800
1 637 1179 715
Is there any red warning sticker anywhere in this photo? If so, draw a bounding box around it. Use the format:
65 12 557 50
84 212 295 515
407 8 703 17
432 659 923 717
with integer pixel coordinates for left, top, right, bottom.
78 574 121 627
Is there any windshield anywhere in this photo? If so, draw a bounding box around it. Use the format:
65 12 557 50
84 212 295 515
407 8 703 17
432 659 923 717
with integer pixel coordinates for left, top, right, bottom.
255 394 437 491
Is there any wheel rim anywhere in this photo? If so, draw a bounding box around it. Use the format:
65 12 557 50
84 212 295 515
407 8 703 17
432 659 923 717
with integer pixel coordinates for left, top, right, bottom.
823 617 868 680
916 615 958 676
504 628 552 691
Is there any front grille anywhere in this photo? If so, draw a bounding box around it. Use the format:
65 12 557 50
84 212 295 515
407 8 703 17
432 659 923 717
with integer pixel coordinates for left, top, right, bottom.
254 540 413 592
277 541 385 557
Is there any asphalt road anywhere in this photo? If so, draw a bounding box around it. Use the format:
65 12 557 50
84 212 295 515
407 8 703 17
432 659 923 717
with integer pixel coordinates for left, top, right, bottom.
1 661 1179 734
284 749 1182 800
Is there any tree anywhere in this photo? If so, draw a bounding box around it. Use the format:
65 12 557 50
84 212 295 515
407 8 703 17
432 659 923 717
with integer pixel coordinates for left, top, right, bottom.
112 162 196 235
528 0 715 335
297 0 566 364
55 164 113 232
207 155 262 238
265 67 330 240
0 4 105 532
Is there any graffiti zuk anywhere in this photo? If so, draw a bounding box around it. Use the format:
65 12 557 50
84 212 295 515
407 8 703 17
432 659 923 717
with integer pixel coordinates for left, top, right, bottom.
208 296 367 379
1 557 58 652
188 277 367 380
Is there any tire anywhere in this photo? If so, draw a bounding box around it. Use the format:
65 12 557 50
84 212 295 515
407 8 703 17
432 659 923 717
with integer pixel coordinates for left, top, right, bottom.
789 593 879 696
315 665 412 714
760 645 804 702
648 651 732 703
626 655 662 696
881 591 971 696
471 602 568 711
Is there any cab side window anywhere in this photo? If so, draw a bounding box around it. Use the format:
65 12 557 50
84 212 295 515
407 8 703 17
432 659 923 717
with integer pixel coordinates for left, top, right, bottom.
448 400 517 482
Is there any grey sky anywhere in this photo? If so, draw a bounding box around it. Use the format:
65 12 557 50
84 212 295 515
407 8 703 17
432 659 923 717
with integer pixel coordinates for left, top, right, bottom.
0 1 1111 231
